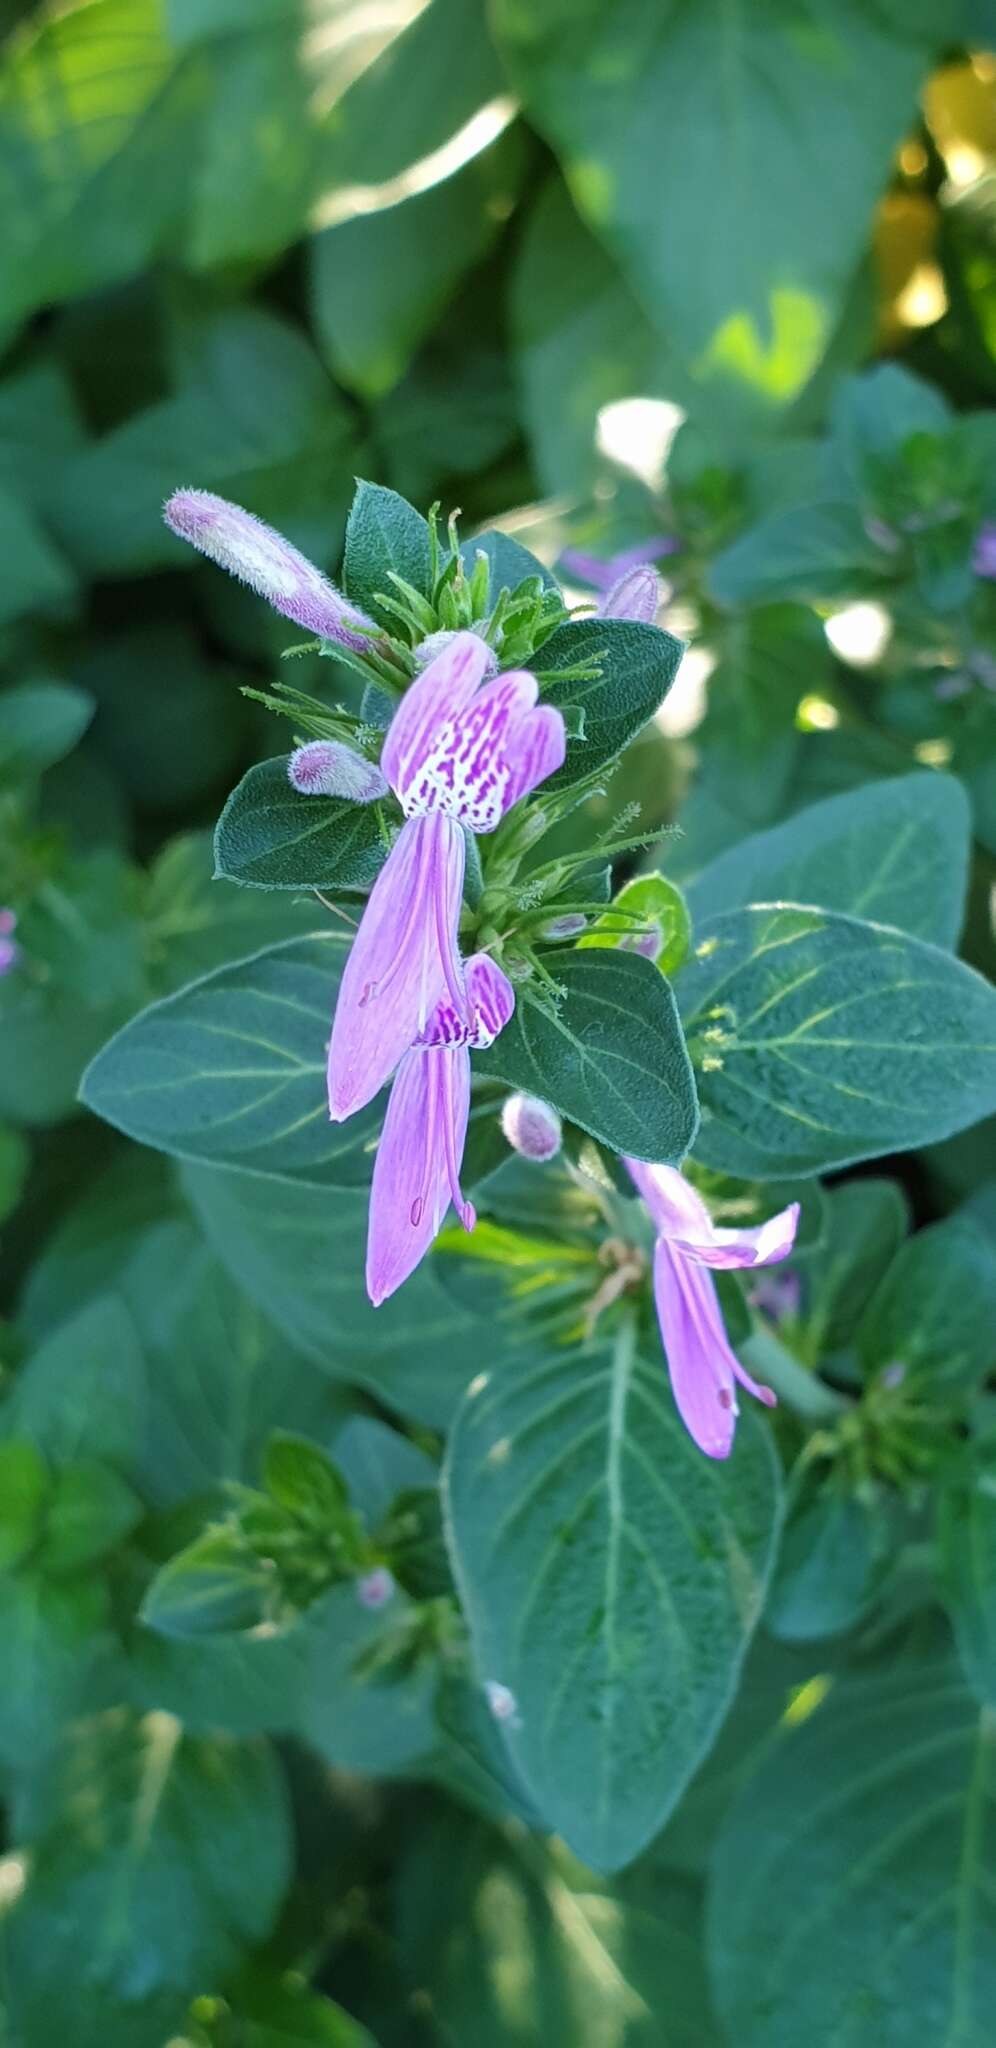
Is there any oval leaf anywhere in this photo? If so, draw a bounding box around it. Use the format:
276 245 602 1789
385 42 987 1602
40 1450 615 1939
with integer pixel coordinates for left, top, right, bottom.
533 617 684 786
476 946 699 1164
214 756 390 892
443 1333 781 1870
678 904 996 1178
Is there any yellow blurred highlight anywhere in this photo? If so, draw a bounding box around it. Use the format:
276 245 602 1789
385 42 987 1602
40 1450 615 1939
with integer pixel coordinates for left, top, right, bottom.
596 397 684 491
898 139 928 177
797 695 840 731
924 59 996 190
783 1674 832 1728
875 192 939 345
824 602 892 667
915 737 954 767
696 288 828 403
310 95 518 228
895 262 948 327
0 1853 28 1910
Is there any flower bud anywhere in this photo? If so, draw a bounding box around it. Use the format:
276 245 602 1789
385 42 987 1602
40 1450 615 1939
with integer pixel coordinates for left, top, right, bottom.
164 490 377 651
620 923 662 961
288 740 388 803
501 1092 562 1161
598 565 662 623
484 1679 518 1723
541 912 587 940
415 628 498 675
356 1567 395 1610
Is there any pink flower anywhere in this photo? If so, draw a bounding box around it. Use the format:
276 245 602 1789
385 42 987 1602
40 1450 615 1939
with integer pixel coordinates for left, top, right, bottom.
366 953 515 1304
598 565 661 623
163 490 377 652
328 632 564 1122
625 1159 800 1459
560 536 678 592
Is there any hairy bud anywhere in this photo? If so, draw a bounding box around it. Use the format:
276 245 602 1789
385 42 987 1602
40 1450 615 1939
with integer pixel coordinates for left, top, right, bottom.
164 490 377 651
501 1092 562 1161
288 740 388 803
356 1567 395 1610
598 565 662 623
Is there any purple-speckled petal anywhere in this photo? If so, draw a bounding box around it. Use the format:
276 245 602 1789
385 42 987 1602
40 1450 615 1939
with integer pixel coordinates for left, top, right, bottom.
653 1239 775 1460
381 633 491 800
327 811 465 1121
164 491 376 652
366 1043 473 1305
503 701 567 810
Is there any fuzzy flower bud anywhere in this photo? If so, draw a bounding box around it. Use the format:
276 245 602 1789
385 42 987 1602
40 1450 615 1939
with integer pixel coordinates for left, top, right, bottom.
598 565 662 623
620 923 663 961
541 912 587 940
288 740 388 803
164 489 378 652
414 629 499 675
501 1092 562 1161
972 522 996 580
356 1567 395 1610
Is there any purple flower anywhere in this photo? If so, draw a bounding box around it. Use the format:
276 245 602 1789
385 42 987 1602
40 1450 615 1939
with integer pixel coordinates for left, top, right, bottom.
560 536 678 592
288 740 388 802
501 1092 562 1161
0 910 18 978
624 1159 800 1460
163 490 377 652
366 952 515 1304
598 565 661 623
973 522 996 579
328 632 564 1122
356 1567 395 1609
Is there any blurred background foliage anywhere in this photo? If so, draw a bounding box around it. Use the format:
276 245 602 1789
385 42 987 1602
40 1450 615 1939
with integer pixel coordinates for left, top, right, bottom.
2 2 996 2043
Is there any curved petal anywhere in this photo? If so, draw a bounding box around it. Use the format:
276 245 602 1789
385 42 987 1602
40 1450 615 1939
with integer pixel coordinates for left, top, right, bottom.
381 633 491 802
625 1158 712 1238
366 1046 471 1305
465 952 516 1046
327 812 465 1121
677 1201 800 1271
503 702 567 810
625 1158 799 1271
652 1239 775 1460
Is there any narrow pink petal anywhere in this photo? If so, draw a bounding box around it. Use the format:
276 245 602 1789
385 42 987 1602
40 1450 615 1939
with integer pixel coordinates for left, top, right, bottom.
625 1158 799 1272
327 812 465 1121
365 1046 471 1305
381 633 491 801
673 1200 801 1271
652 1240 774 1459
503 702 567 810
625 1158 713 1239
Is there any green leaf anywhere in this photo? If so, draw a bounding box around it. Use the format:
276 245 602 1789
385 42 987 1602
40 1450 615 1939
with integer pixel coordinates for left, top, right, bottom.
182 1161 513 1429
678 904 996 1178
0 1572 118 1768
0 1441 51 1574
687 772 971 950
55 308 360 578
709 498 888 606
312 129 524 400
709 1660 996 2047
532 617 684 785
0 1123 29 1223
204 1969 381 2046
0 480 77 624
264 1433 348 1520
443 1332 781 1869
857 1217 996 1394
396 1808 721 2044
80 932 377 1186
4 1710 292 2048
4 1297 147 1472
938 1460 996 1708
142 1527 272 1640
578 873 692 976
332 1416 438 1527
476 947 699 1165
460 526 560 596
295 1582 437 1774
496 0 943 419
830 362 953 484
0 681 93 781
38 1459 142 1575
343 480 432 624
767 1481 887 1642
214 756 390 892
145 830 323 994
803 1177 910 1354
74 621 245 813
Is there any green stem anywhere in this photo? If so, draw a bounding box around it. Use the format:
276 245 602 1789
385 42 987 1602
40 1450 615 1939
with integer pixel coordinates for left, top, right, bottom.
740 1326 850 1424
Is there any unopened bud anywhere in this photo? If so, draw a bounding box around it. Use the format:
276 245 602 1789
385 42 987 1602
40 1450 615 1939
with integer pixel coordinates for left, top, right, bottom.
484 1679 518 1723
620 922 662 961
0 910 18 978
356 1567 395 1610
542 912 586 940
164 489 377 651
598 565 662 623
972 522 996 580
415 628 499 674
288 740 388 803
501 1093 562 1162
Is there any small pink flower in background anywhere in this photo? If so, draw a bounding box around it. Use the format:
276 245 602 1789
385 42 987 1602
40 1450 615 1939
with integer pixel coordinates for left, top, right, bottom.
356 1567 395 1610
501 1093 562 1161
328 632 564 1123
972 522 996 579
287 740 388 803
0 910 19 978
164 490 377 652
560 535 678 592
366 952 515 1305
748 1268 802 1323
625 1159 799 1459
598 564 662 623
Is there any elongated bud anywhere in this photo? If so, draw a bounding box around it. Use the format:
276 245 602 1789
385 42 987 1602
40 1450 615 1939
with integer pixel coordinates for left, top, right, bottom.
541 912 587 940
288 740 388 803
164 490 378 651
356 1567 395 1610
598 565 662 623
501 1092 562 1161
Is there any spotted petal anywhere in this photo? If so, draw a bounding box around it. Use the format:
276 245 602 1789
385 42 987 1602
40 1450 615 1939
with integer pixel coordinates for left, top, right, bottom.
381 633 491 802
